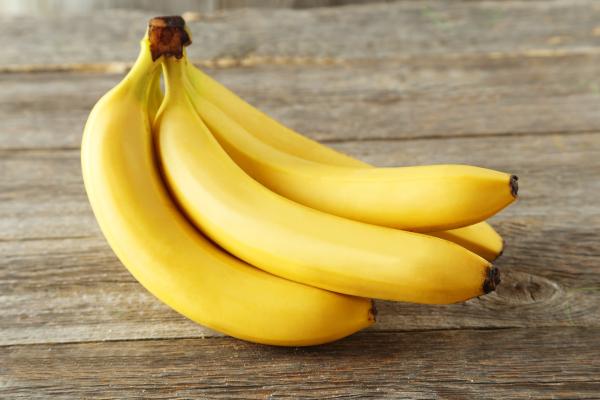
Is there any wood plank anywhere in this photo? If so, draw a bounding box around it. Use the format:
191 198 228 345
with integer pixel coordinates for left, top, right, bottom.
0 0 390 17
3 52 600 149
3 1 600 67
3 133 598 241
3 2 598 395
1 133 599 345
1 328 599 399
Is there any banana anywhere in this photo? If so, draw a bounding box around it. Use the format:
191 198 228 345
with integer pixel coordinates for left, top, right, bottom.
81 32 375 346
183 63 507 258
428 222 503 262
184 88 517 232
185 61 367 166
155 55 500 304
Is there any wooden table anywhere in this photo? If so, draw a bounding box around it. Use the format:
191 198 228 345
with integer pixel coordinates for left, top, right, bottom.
2 2 599 398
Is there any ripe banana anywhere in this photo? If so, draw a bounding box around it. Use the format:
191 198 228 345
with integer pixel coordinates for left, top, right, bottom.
428 222 503 262
81 33 375 346
155 55 499 304
183 87 516 232
182 63 507 259
185 61 367 166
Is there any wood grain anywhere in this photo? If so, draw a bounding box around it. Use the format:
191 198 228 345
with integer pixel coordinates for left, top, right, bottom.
3 52 600 150
0 0 390 18
2 132 599 345
3 1 600 67
2 328 599 399
2 3 600 397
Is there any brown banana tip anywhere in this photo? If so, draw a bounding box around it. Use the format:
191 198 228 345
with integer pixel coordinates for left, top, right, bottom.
483 267 501 294
510 175 519 197
369 300 377 322
148 16 192 61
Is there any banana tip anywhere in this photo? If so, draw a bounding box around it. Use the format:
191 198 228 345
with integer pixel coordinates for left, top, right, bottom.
368 300 377 322
510 175 519 197
483 267 501 294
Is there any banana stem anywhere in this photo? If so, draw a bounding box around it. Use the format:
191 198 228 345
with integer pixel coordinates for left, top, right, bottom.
162 56 189 105
147 67 163 123
148 16 192 106
148 16 192 61
118 39 159 102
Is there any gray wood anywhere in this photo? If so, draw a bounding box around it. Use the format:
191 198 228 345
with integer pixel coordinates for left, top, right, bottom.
2 1 600 68
0 0 388 17
2 2 600 397
4 52 600 150
2 132 599 345
1 328 599 399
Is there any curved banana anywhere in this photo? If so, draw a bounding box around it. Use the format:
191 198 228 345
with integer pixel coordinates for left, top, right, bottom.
185 62 366 166
155 56 499 304
184 63 507 258
185 89 516 232
81 35 374 346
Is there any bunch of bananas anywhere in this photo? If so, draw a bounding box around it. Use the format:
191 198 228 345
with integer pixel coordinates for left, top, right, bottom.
81 17 517 346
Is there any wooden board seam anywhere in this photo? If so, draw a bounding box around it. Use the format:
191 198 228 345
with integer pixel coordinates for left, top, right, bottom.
2 129 600 153
6 326 600 348
3 45 600 74
318 128 600 144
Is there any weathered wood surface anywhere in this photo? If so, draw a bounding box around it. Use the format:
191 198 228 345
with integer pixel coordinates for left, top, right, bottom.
0 0 394 17
2 328 600 399
1 2 600 398
4 53 600 150
2 132 599 345
3 0 600 68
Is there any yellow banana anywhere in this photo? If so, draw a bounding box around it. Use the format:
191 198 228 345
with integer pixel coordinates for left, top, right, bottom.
185 89 516 232
185 61 367 166
147 67 163 123
81 32 374 346
155 55 499 304
428 222 503 262
183 63 507 258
